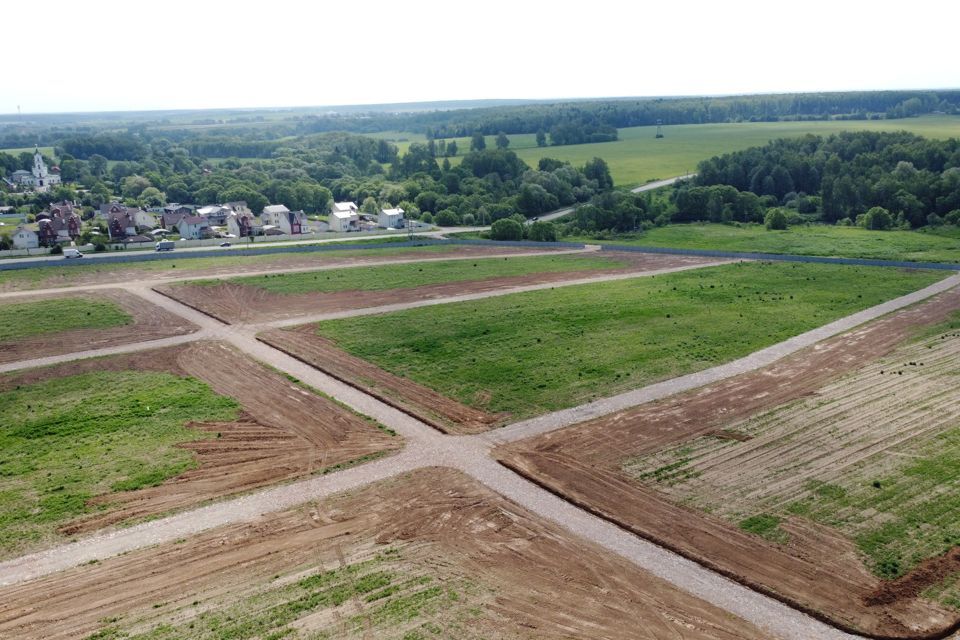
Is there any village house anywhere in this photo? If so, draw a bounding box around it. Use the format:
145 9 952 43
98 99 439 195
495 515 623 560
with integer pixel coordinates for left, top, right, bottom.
177 215 211 240
196 204 232 225
103 206 156 240
378 207 405 229
226 210 260 238
329 202 360 232
11 225 39 249
163 203 194 217
35 201 83 245
261 204 307 235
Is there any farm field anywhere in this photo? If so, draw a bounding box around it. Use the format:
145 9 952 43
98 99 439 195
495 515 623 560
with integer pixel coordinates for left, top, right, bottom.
160 252 704 324
0 145 55 158
271 261 943 429
379 115 960 186
0 341 398 558
0 468 768 640
0 243 558 293
0 290 196 364
495 286 960 638
580 223 960 264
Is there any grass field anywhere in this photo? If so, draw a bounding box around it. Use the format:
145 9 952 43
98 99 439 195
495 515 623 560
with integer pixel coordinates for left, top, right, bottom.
0 371 238 557
194 254 625 295
0 243 467 291
0 146 55 159
0 298 131 342
379 116 960 187
622 317 960 607
314 262 943 420
570 223 960 264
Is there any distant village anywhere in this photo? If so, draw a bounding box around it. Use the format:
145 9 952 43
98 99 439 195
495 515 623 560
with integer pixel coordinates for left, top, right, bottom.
3 147 408 251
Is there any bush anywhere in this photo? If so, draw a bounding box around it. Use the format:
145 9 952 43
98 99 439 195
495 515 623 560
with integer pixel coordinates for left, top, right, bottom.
94 242 107 252
527 221 558 242
945 210 960 225
461 213 476 226
764 208 788 230
420 212 434 224
490 218 524 241
435 209 461 226
50 244 63 255
859 206 893 230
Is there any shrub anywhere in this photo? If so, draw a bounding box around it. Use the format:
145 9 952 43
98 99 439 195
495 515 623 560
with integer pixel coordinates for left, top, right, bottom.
490 218 523 241
420 212 434 224
764 208 788 230
50 244 63 255
859 206 893 230
527 221 557 242
434 209 461 226
94 242 107 252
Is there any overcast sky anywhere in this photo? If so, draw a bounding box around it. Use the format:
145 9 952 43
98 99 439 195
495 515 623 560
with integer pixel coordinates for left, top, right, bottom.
5 0 958 114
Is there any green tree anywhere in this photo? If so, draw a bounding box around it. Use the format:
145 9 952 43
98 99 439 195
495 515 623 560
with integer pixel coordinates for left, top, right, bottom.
764 208 788 230
139 187 165 207
360 196 379 214
583 157 613 190
435 209 461 226
527 221 557 242
495 132 510 149
470 132 486 152
859 206 893 230
491 218 523 240
121 175 151 199
446 140 458 157
536 129 547 147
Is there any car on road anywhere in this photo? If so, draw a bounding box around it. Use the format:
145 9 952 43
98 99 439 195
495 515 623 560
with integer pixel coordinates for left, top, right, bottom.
219 242 232 247
63 248 84 259
156 240 176 252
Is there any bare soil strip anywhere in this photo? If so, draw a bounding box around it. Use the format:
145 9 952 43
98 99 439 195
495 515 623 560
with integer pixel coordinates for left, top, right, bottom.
261 329 502 434
157 252 717 324
496 287 960 639
1 341 398 541
0 468 767 640
0 289 197 364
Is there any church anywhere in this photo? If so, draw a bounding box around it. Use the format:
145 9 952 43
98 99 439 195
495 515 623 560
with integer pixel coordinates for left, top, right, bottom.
10 146 61 192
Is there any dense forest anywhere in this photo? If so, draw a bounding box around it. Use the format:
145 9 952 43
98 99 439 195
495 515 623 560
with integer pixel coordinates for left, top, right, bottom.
0 132 614 233
684 131 960 228
2 90 958 152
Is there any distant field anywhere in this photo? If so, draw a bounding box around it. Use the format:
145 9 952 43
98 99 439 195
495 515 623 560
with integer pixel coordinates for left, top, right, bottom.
380 116 960 186
0 146 55 158
315 262 943 421
569 223 960 264
0 298 131 341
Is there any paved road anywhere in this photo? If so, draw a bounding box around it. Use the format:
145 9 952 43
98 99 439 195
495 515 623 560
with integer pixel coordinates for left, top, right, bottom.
3 256 954 639
529 174 695 224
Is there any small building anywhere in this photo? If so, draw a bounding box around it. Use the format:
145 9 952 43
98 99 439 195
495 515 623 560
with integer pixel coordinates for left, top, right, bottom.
105 206 156 239
224 200 251 216
163 203 194 216
378 207 405 229
330 209 359 232
178 215 211 240
22 147 61 193
11 225 39 249
226 211 259 237
196 204 231 225
261 204 307 235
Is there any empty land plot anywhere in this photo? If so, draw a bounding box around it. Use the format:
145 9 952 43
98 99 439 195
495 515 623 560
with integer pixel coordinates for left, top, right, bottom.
275 262 943 432
0 289 198 364
160 252 708 324
0 244 556 293
496 286 960 638
0 468 768 640
587 223 960 264
0 341 398 558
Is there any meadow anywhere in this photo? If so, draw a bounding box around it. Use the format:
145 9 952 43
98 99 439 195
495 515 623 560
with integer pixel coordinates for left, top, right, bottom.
570 223 960 264
197 253 625 295
0 370 238 557
314 262 943 420
375 115 960 187
0 298 131 341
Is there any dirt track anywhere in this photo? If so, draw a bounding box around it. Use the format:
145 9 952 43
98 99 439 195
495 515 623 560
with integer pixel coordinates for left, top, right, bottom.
157 252 719 324
0 289 197 363
1 341 399 541
497 287 960 639
0 468 768 640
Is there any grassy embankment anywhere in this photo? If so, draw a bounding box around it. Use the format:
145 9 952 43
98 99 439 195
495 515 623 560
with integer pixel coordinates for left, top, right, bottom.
0 298 131 341
315 262 943 421
0 371 238 557
568 223 960 264
185 254 625 295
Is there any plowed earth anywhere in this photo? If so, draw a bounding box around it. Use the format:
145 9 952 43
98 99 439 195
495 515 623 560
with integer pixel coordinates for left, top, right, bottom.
496 287 960 639
0 289 197 363
0 341 398 538
0 468 768 640
158 253 718 324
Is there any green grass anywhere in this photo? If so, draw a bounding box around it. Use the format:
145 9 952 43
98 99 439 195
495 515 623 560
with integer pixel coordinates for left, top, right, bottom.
314 262 943 420
383 116 960 186
194 254 625 295
0 243 469 292
0 146 55 159
0 298 132 342
570 223 960 264
0 371 239 557
84 546 484 640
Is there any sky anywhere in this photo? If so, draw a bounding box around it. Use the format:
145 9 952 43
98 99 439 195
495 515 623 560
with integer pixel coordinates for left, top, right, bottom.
4 0 958 114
